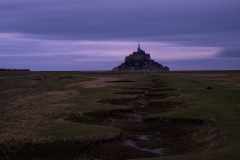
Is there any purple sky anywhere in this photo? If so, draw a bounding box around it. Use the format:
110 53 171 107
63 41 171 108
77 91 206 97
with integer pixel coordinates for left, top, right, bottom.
0 0 240 71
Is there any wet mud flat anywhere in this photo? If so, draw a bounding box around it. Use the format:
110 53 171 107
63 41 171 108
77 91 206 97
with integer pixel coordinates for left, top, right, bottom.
0 78 221 160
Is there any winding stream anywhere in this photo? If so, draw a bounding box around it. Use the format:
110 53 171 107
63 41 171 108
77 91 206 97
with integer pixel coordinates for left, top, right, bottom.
123 110 164 156
122 139 163 155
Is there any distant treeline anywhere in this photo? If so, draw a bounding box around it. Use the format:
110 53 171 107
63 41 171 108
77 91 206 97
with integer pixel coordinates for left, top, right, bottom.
0 68 30 71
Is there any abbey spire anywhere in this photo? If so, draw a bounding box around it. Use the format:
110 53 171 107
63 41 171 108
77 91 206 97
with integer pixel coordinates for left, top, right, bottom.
137 42 141 52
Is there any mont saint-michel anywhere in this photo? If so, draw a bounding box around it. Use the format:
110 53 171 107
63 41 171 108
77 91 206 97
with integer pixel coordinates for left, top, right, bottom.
113 44 169 71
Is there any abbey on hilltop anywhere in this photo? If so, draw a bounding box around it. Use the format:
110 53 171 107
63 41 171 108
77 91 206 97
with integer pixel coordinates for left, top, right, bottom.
113 43 169 71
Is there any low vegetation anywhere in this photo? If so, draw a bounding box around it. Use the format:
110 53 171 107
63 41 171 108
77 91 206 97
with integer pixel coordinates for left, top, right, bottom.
0 71 239 159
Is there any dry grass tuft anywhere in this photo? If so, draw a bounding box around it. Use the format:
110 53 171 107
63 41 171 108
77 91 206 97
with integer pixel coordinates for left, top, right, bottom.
67 77 119 88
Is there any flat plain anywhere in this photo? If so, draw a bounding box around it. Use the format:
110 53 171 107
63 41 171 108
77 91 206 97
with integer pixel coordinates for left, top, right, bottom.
0 71 239 160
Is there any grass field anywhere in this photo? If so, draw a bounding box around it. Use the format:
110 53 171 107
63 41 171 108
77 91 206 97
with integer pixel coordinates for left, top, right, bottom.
0 71 239 159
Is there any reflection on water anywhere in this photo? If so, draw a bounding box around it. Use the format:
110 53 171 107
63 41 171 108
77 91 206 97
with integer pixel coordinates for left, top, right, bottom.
128 112 143 121
137 135 150 141
122 139 163 155
125 108 163 156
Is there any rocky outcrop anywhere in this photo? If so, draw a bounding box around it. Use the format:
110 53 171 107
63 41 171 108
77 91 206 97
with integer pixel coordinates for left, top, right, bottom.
113 44 169 71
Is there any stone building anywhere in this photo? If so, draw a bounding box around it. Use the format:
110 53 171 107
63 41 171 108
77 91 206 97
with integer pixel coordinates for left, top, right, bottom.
113 44 169 71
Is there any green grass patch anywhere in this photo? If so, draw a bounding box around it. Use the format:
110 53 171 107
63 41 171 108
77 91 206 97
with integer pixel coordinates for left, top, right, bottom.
43 122 120 140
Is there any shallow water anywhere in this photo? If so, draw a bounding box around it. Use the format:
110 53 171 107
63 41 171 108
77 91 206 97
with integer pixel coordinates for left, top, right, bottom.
137 134 150 140
128 112 143 121
124 110 164 155
122 139 163 155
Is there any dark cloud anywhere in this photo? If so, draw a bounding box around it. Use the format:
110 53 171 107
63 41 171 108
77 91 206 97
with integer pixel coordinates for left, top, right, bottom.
1 0 240 45
217 48 240 58
162 58 240 70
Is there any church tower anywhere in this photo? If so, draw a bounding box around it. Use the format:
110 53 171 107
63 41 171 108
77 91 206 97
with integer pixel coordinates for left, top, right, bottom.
137 42 141 52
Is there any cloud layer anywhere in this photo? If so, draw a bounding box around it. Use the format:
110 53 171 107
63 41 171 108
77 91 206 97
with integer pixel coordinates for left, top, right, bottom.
0 0 240 70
